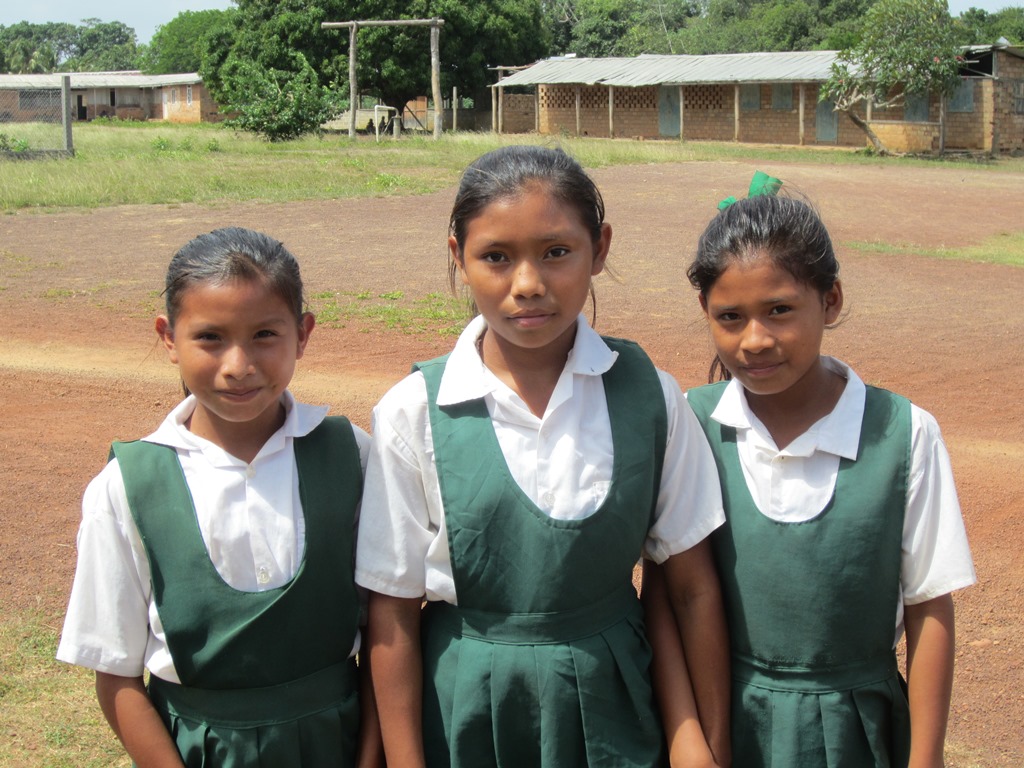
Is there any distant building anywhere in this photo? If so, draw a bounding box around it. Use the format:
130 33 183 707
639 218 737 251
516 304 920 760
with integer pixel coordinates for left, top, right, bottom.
0 71 223 124
492 43 1024 153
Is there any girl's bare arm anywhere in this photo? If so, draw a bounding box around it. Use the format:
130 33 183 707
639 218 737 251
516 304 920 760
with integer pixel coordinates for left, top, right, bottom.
653 539 731 767
643 559 722 767
95 671 184 768
905 593 956 768
367 591 427 768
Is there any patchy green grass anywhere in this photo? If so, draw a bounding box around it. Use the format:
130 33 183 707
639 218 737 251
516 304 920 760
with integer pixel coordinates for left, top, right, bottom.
0 608 128 767
3 121 1022 212
846 231 1024 268
310 289 470 336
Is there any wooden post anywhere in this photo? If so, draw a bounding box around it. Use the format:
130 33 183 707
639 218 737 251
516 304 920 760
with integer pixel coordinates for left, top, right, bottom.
534 88 540 133
491 85 497 132
430 22 442 137
799 84 805 146
678 84 685 142
452 86 458 132
321 19 445 139
348 24 358 137
608 85 615 138
61 75 73 154
734 84 740 142
939 93 946 155
498 84 504 134
575 86 581 136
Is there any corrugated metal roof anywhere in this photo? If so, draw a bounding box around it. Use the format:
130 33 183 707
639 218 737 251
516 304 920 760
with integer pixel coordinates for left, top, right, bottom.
494 50 840 88
0 72 202 89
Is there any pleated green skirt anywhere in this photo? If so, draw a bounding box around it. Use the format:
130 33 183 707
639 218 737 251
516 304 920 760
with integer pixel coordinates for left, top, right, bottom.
730 654 911 768
421 586 664 768
147 659 360 768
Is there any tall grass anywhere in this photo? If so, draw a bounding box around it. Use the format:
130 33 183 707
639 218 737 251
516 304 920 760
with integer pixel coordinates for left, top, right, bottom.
2 121 1020 212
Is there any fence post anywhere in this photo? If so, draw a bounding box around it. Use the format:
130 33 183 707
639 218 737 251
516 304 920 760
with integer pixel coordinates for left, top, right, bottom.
62 75 74 155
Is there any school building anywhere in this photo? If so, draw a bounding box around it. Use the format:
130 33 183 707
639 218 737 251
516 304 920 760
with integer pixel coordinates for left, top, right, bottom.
0 71 224 124
491 42 1024 153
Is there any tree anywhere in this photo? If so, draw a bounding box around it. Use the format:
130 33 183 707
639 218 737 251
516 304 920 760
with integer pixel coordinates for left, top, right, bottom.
202 0 549 139
821 0 963 154
221 53 345 140
143 10 235 74
60 19 140 71
955 6 1024 45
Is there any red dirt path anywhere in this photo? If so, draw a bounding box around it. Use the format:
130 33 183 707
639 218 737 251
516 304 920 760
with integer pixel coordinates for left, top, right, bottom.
1 158 1022 766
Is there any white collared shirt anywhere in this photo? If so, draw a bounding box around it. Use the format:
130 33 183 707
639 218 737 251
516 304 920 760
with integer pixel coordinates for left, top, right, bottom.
355 315 725 604
57 391 370 681
707 357 976 639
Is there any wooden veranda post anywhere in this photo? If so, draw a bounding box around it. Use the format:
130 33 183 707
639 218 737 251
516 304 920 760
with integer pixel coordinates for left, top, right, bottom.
799 84 806 145
608 85 615 138
321 18 445 139
733 84 740 141
678 84 685 142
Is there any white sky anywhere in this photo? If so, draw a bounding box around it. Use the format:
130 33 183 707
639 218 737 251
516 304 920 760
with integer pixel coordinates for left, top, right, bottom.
0 1 236 44
0 0 1018 45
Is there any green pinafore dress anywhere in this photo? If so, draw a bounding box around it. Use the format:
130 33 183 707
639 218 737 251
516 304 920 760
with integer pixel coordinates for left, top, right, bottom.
416 337 668 768
688 383 912 768
111 416 363 768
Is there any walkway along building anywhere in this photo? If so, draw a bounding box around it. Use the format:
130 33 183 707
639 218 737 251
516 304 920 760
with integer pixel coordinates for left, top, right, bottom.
491 43 1024 153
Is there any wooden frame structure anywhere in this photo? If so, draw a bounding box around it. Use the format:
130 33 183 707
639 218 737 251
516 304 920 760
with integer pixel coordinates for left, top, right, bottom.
321 17 445 139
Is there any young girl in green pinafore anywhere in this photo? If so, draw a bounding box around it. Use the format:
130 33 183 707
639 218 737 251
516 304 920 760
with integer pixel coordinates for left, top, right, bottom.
356 145 731 767
683 183 976 767
57 228 382 767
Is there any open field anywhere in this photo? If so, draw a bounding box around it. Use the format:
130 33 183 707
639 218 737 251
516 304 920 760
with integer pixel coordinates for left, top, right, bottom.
1 133 1022 766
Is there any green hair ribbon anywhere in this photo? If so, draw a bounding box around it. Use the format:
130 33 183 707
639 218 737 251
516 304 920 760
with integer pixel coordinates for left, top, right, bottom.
717 170 783 210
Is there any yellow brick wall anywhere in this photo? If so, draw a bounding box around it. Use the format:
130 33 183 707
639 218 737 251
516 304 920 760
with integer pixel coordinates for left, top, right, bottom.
501 93 536 133
993 53 1024 152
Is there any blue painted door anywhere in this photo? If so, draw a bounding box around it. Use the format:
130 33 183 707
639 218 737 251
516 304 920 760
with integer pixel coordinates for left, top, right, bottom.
659 86 680 137
816 98 838 142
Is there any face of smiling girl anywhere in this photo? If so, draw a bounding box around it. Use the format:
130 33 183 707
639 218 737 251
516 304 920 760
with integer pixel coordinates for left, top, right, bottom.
155 276 314 457
451 181 610 367
700 252 842 404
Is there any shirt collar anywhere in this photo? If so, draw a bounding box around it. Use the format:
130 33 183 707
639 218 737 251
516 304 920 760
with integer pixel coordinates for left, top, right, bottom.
436 314 617 407
709 356 865 459
144 390 329 461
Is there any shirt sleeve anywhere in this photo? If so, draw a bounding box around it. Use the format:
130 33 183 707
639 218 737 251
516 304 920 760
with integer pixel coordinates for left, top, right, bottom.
354 373 443 599
901 405 977 604
644 371 726 563
55 460 153 677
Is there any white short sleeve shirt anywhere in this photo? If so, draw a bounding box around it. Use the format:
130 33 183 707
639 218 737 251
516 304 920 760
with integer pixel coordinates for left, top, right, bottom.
706 357 976 641
56 391 371 682
355 315 726 604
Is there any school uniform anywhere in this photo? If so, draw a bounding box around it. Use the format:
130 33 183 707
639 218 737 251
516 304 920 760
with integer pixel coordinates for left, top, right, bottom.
687 357 976 768
356 314 725 767
57 392 371 767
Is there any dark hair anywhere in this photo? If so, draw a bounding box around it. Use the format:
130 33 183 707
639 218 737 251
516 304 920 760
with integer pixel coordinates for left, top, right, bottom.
447 145 606 317
687 195 839 382
164 227 305 327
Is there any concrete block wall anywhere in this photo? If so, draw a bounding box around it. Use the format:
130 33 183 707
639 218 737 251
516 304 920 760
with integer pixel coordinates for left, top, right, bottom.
993 53 1024 152
501 93 536 133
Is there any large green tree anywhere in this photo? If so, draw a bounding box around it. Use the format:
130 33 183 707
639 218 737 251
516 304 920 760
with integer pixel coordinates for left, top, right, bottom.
61 18 140 71
143 9 235 74
955 6 1024 45
202 0 549 138
822 0 963 153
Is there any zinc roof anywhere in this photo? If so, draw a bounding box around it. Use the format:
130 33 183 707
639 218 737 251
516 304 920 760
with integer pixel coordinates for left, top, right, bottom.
0 72 202 89
494 50 840 88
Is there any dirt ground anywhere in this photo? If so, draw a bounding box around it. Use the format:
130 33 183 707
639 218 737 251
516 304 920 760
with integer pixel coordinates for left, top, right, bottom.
1 158 1022 766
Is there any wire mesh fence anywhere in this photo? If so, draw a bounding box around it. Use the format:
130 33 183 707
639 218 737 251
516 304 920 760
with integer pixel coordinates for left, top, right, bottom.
0 76 73 157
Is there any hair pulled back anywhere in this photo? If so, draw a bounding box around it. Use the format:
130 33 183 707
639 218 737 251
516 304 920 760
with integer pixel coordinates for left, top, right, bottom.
164 227 305 327
688 195 839 382
447 145 606 294
687 195 838 297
